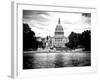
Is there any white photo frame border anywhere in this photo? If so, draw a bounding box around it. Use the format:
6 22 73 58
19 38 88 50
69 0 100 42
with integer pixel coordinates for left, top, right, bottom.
11 1 97 78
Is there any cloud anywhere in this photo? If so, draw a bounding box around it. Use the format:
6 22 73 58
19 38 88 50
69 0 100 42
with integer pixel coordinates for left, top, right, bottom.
29 22 51 31
23 10 49 23
23 10 49 16
81 13 91 25
30 20 49 26
23 10 91 37
63 21 73 24
82 13 91 18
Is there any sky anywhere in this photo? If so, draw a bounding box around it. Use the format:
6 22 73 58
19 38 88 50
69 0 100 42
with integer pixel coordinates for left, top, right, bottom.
23 10 91 37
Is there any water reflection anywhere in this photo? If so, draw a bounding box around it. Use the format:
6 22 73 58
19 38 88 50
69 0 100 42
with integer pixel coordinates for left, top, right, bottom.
23 53 35 69
23 52 91 69
54 53 64 68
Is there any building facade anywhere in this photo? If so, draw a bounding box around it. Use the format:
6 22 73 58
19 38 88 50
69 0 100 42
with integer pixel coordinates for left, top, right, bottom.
37 18 69 49
51 18 68 48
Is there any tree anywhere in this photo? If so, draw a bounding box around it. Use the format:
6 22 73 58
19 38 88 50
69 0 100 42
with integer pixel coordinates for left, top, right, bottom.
38 41 43 48
80 30 91 51
65 32 81 49
65 30 91 51
23 23 38 51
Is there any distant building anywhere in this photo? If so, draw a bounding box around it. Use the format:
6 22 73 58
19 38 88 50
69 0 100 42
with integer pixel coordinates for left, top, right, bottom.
51 18 68 48
36 18 69 49
36 37 42 42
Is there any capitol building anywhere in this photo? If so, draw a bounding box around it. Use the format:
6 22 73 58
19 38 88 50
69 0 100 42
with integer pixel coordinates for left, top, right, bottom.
45 18 69 48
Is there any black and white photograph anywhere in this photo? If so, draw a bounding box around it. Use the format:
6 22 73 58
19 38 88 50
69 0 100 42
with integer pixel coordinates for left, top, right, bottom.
23 10 91 69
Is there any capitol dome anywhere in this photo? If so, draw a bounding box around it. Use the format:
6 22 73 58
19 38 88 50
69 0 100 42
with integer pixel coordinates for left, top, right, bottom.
50 18 68 48
55 18 64 36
